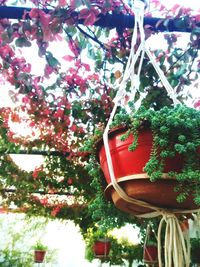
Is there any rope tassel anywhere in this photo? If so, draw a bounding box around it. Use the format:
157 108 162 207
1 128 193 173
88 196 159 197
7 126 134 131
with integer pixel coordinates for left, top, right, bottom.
158 214 190 267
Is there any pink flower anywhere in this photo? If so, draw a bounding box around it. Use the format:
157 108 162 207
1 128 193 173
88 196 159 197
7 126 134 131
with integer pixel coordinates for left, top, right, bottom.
67 178 73 185
79 7 100 26
70 124 77 132
29 121 36 127
29 8 40 20
194 99 200 110
11 113 21 123
22 96 31 105
32 166 43 179
40 197 48 206
54 108 64 119
59 0 67 7
195 14 200 23
0 45 14 59
68 40 79 57
44 64 54 78
62 55 75 62
51 206 61 217
82 63 90 71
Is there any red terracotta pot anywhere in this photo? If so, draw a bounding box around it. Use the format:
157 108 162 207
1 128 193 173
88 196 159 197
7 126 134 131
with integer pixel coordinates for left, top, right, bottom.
34 250 46 263
93 239 111 258
143 245 158 264
98 127 198 215
180 219 189 232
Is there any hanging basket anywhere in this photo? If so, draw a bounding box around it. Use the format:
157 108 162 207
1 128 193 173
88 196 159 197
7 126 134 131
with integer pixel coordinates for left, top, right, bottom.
34 250 46 263
93 239 111 258
98 126 198 215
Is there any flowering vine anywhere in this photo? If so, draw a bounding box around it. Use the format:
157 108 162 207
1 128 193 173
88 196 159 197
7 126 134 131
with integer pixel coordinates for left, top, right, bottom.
0 0 199 245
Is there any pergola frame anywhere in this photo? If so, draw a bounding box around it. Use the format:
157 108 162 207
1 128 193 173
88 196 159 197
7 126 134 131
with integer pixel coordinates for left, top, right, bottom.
0 6 199 33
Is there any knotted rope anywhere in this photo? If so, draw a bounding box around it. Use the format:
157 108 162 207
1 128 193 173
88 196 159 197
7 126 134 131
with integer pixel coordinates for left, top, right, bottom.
102 1 200 266
157 212 190 267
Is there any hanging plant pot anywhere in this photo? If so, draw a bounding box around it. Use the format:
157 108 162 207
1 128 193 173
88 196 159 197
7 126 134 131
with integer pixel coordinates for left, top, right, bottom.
93 239 111 258
98 126 198 215
143 244 158 265
34 250 46 263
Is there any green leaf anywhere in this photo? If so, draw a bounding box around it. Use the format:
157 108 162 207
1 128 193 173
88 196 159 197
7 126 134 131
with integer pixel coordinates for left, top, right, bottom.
192 27 200 34
45 52 60 67
15 37 31 48
82 0 91 9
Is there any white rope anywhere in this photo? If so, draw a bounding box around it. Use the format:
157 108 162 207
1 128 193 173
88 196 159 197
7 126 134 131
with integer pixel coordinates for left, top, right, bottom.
144 224 158 264
144 44 180 106
158 213 190 267
102 1 199 267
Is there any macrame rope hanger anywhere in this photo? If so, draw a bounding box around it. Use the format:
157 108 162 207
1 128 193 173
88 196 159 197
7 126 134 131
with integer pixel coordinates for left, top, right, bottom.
102 1 200 266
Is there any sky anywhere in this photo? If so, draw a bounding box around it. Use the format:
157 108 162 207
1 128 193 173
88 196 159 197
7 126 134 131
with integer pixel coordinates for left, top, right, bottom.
0 1 199 266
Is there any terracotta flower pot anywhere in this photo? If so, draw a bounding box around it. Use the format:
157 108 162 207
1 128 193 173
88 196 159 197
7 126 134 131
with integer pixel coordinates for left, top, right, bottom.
93 239 111 258
98 127 198 215
143 245 158 264
180 219 189 232
34 250 46 263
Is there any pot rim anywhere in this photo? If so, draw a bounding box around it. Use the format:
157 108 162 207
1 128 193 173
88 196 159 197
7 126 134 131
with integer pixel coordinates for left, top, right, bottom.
95 238 111 243
96 120 151 159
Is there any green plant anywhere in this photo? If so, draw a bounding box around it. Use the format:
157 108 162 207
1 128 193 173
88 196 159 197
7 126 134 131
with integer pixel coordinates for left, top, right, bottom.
130 104 200 204
0 249 33 267
84 227 110 262
84 227 110 245
32 241 48 251
118 238 143 267
83 148 141 230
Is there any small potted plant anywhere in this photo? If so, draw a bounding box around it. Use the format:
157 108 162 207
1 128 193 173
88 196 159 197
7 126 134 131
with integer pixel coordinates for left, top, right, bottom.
33 241 48 263
93 237 111 258
85 228 111 260
143 242 158 266
143 225 158 265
